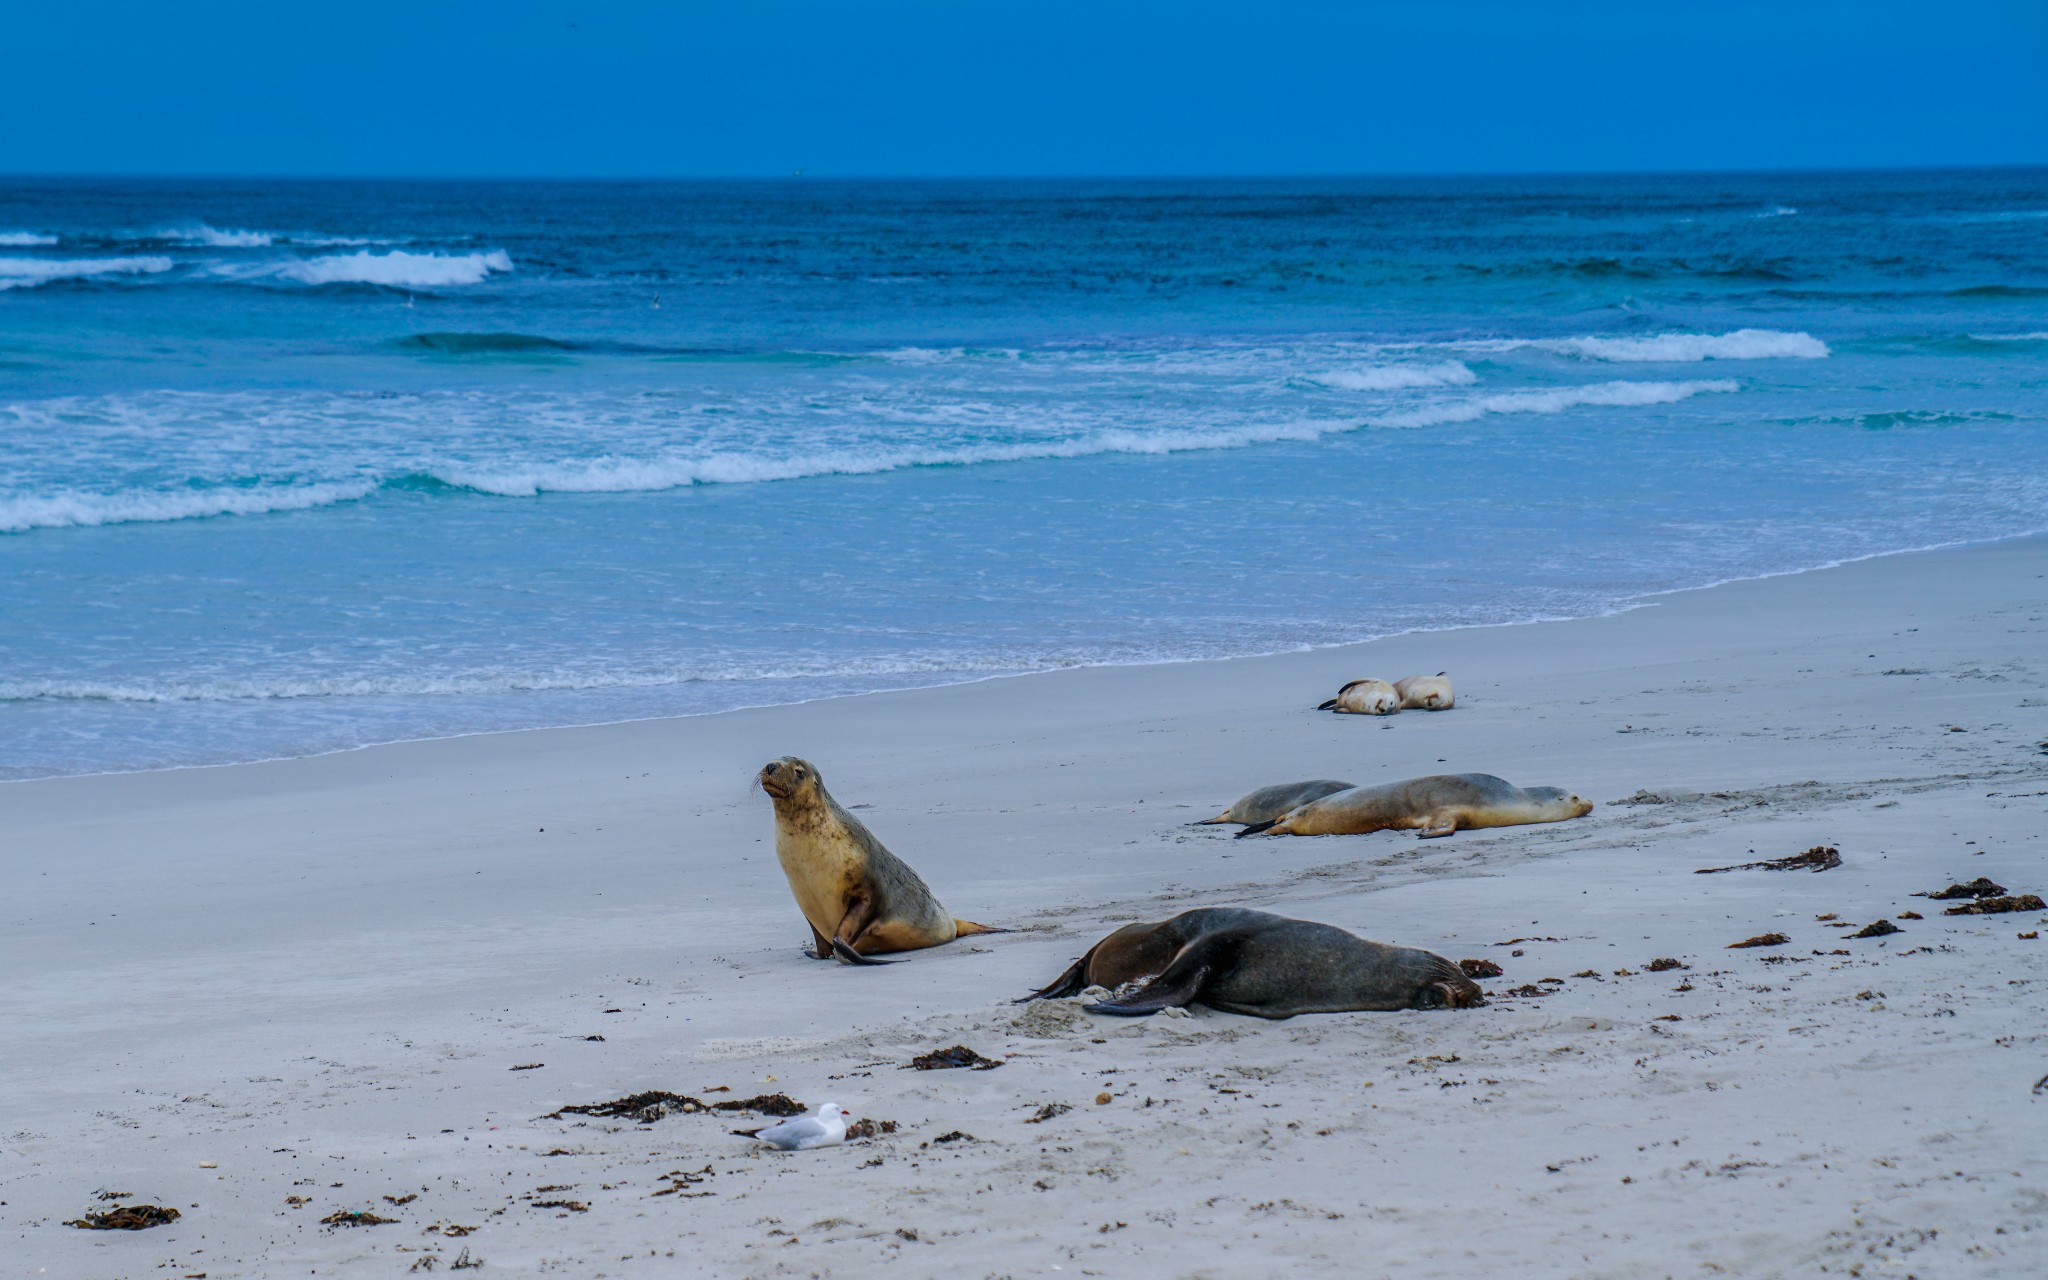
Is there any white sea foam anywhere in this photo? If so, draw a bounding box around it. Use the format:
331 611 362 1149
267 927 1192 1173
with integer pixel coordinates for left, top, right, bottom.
0 231 58 246
1368 379 1739 430
429 419 1349 495
1308 362 1477 392
0 652 1036 704
162 224 274 247
1754 205 1799 218
0 481 375 533
0 255 175 290
1969 332 2048 342
1553 329 1827 362
269 249 513 287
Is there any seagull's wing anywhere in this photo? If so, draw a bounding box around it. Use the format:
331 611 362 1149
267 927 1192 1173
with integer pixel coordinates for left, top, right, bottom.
755 1115 830 1148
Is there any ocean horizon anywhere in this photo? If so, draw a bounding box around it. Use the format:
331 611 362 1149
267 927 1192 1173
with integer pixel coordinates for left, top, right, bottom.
5 168 2047 780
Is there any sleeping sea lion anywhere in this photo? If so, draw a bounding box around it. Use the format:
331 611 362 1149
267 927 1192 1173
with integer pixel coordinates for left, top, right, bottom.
1238 772 1591 839
1016 907 1482 1018
1318 678 1399 715
1194 778 1356 826
757 757 1002 965
1393 672 1454 710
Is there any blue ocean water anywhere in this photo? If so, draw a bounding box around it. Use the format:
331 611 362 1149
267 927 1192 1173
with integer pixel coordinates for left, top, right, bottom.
2 171 2045 780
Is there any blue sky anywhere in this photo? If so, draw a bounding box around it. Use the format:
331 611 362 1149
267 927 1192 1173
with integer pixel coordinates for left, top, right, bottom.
3 1 2044 177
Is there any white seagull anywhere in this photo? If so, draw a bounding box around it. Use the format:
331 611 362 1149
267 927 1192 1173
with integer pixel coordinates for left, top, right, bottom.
735 1102 849 1151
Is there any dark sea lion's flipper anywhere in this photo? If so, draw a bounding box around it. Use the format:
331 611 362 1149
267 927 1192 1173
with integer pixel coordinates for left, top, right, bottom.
1015 951 1095 1003
1234 819 1280 839
1316 698 1338 710
831 938 894 966
1087 956 1212 1016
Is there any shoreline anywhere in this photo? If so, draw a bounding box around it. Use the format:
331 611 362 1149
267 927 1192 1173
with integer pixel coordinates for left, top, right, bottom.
11 525 2044 788
7 533 2047 1277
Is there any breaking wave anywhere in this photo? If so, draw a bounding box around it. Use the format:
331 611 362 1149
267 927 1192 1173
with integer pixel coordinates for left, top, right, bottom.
161 224 274 247
1308 362 1477 391
253 249 513 287
1535 329 1828 362
1368 379 1739 429
0 255 175 290
0 231 58 246
0 482 377 533
1 375 1746 531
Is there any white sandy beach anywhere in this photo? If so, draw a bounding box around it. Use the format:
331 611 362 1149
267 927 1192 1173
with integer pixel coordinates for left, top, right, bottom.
5 535 2047 1279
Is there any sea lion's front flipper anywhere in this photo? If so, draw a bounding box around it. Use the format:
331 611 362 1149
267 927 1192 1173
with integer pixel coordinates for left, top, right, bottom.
1416 813 1459 839
1087 955 1212 1016
831 938 894 966
829 898 893 964
808 924 834 960
1016 948 1096 1003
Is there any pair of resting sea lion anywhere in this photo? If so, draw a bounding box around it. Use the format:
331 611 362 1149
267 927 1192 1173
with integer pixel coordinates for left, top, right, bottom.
755 757 1484 1018
1319 672 1453 715
1199 773 1592 838
1017 907 1484 1017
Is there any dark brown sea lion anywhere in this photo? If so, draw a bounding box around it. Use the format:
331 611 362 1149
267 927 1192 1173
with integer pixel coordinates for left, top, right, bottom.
1194 779 1356 826
1016 907 1483 1018
1238 772 1591 839
758 757 1002 965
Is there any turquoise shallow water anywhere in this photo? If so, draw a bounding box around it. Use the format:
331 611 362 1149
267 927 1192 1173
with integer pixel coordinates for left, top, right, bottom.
2 171 2045 779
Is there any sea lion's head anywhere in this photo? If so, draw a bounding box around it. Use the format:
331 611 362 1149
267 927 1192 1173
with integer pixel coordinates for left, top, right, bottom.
1529 786 1594 819
758 756 823 804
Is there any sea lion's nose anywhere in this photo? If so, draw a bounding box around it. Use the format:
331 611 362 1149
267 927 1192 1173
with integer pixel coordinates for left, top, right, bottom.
763 761 780 775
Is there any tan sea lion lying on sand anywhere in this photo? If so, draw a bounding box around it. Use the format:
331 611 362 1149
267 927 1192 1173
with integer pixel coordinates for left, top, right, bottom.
758 756 1002 964
1237 772 1591 839
1017 907 1483 1017
1194 778 1355 826
1318 678 1399 714
1394 672 1454 710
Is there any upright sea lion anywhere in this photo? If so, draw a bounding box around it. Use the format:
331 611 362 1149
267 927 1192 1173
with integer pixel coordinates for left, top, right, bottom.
1238 772 1591 839
1017 907 1482 1018
1194 778 1356 826
1318 678 1399 715
1393 672 1454 710
757 757 1001 965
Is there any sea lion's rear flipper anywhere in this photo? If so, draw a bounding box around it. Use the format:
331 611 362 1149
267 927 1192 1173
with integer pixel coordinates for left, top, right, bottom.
953 919 1010 937
1087 954 1212 1016
1316 698 1338 711
1234 819 1280 839
1191 812 1233 825
831 938 895 966
1016 950 1095 1003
